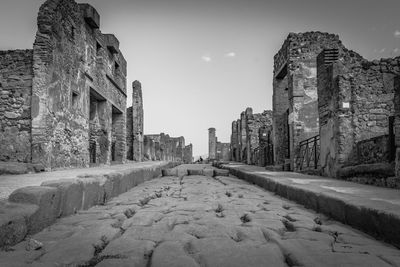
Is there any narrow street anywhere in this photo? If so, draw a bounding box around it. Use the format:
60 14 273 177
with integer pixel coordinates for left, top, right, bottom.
1 164 399 267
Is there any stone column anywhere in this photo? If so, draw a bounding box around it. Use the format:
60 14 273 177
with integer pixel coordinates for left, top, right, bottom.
208 128 216 160
132 80 143 161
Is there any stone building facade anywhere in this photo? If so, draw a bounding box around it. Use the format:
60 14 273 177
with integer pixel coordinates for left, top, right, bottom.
273 32 342 171
126 80 144 161
230 109 272 166
208 127 230 161
144 134 187 162
318 48 399 179
0 0 127 170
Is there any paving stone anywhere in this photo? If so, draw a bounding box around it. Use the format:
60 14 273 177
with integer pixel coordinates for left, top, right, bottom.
151 241 199 267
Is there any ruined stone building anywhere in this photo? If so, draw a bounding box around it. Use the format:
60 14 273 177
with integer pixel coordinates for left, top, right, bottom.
230 109 273 166
273 32 341 171
0 0 127 170
126 80 144 162
143 134 188 162
184 144 193 164
208 128 230 161
317 47 399 183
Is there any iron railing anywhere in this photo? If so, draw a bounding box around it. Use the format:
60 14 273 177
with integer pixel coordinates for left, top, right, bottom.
296 135 320 170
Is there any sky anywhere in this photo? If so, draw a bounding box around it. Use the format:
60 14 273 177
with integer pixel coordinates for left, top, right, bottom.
0 0 400 157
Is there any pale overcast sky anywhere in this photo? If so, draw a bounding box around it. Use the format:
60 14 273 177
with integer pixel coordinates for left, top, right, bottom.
0 0 399 157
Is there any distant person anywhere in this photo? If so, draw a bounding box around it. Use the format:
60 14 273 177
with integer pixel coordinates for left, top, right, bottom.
199 156 203 163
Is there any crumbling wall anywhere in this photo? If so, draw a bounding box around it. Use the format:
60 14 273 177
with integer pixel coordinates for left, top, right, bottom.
0 50 33 163
318 47 399 177
216 142 230 161
30 0 127 170
184 144 193 163
273 32 342 170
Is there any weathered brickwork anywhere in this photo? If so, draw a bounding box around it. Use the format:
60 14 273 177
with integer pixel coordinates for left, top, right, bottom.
126 80 144 161
144 134 187 162
0 50 33 163
273 32 342 171
0 0 127 170
183 143 193 163
230 109 272 165
318 47 399 178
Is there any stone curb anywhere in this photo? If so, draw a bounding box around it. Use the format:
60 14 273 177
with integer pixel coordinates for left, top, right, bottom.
0 162 179 247
221 164 400 248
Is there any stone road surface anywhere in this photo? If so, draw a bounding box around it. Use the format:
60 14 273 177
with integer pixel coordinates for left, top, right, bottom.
1 164 399 267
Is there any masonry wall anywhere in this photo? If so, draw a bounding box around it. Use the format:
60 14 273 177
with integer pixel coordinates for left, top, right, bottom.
30 0 127 170
395 76 400 178
273 32 342 170
184 144 193 163
216 142 230 161
318 48 399 177
0 50 34 163
230 121 239 161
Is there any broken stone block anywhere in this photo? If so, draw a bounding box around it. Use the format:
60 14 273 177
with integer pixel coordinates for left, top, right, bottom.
203 168 214 177
214 169 230 177
162 169 178 177
41 179 83 217
0 201 38 247
187 169 204 176
8 186 61 234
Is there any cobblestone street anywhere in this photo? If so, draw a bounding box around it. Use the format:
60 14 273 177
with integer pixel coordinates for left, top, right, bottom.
1 165 399 267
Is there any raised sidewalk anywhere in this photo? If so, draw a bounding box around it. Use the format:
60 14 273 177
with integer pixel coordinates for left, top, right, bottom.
219 162 400 248
0 161 177 247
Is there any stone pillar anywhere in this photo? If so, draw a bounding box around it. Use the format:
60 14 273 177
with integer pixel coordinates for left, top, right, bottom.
208 128 216 160
132 80 143 161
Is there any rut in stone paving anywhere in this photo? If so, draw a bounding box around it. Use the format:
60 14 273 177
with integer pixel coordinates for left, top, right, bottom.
1 167 400 267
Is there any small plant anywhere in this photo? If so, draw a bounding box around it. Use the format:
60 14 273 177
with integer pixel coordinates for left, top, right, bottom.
215 204 224 213
225 191 232 197
313 226 322 232
282 219 295 232
240 213 251 223
313 217 322 225
124 208 136 218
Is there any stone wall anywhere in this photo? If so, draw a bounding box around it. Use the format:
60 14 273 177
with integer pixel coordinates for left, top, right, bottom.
216 142 230 161
184 144 193 163
229 109 273 165
273 32 342 171
144 134 187 162
0 50 33 163
395 76 400 178
258 125 273 166
318 46 399 177
29 0 127 170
